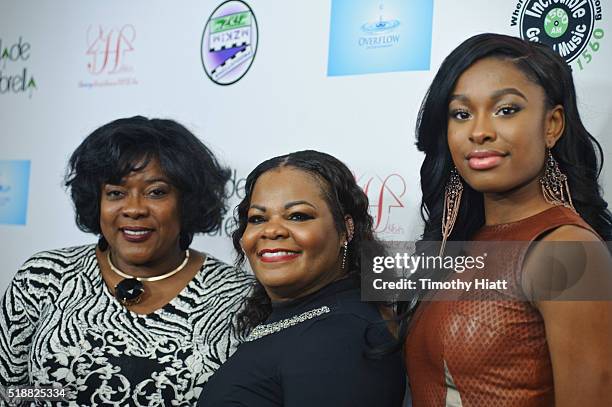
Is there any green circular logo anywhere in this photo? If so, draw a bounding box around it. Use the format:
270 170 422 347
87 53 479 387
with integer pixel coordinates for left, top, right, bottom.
544 8 569 38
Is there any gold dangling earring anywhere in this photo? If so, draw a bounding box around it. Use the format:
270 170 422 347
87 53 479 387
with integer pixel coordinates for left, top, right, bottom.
440 168 463 256
540 149 576 212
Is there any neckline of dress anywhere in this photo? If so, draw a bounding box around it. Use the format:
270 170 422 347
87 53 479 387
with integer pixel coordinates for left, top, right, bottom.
268 278 358 321
480 205 565 230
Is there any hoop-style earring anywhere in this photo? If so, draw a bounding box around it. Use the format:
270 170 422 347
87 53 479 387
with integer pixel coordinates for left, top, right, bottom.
440 168 463 256
341 241 348 270
540 149 576 212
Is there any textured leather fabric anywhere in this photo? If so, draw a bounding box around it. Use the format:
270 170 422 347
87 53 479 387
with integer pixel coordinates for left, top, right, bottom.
405 206 594 407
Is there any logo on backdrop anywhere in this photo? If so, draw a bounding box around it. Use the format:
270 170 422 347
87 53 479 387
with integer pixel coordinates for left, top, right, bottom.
327 0 433 76
206 169 409 238
0 36 37 97
0 160 31 225
511 0 604 70
358 8 401 50
201 0 258 86
207 169 246 237
356 172 407 237
78 24 138 88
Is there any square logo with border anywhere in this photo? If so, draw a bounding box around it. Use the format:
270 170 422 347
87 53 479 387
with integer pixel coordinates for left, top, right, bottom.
328 0 433 76
0 160 31 225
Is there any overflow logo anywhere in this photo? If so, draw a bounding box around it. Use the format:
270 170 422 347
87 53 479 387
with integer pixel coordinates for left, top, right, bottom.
0 37 37 97
511 0 605 70
0 160 31 225
78 24 138 88
328 0 433 76
201 0 258 86
358 8 401 50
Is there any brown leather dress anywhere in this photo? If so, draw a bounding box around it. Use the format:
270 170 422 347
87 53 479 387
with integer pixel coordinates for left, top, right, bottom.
405 206 594 407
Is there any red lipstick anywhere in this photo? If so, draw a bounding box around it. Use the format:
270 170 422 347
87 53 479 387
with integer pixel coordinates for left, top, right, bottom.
258 248 301 263
120 227 154 243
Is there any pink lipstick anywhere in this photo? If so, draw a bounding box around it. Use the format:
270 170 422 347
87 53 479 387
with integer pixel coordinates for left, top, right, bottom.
467 150 507 170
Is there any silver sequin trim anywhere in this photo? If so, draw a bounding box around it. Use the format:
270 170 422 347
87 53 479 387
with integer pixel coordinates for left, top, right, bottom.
245 305 331 342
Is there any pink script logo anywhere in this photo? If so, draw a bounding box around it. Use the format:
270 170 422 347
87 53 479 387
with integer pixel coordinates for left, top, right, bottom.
356 173 407 235
86 24 135 75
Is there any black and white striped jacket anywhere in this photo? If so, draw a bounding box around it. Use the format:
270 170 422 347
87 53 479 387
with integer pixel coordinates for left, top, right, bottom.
0 244 253 406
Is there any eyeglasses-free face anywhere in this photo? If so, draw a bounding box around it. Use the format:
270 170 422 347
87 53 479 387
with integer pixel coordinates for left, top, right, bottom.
447 57 564 196
99 158 183 273
241 167 346 302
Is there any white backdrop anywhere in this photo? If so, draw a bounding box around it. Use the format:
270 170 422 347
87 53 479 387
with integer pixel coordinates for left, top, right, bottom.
1 0 610 293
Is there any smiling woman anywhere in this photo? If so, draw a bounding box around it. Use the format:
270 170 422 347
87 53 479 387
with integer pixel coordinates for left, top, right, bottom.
0 116 253 405
240 167 347 301
198 150 406 407
98 159 184 305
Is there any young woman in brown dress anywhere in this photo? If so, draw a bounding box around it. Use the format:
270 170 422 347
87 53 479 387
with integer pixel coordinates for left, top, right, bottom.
402 33 612 407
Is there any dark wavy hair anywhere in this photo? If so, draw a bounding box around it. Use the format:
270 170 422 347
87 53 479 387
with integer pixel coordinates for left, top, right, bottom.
415 33 611 245
232 150 382 333
64 116 231 249
396 33 612 328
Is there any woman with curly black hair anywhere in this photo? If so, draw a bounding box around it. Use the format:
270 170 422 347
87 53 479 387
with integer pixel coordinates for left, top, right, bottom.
402 34 612 406
0 116 253 405
198 150 405 407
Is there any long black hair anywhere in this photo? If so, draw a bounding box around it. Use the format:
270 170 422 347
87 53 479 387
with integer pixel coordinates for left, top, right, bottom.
232 150 383 333
394 33 612 335
417 33 611 244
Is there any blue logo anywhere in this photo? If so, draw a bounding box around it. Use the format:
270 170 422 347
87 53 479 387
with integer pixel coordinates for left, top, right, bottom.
328 0 433 76
0 160 31 225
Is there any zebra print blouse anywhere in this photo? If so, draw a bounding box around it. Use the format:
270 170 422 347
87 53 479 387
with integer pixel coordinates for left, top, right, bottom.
0 245 253 406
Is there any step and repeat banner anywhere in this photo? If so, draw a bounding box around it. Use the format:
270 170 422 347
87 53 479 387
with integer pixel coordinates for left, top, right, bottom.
1 0 610 292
